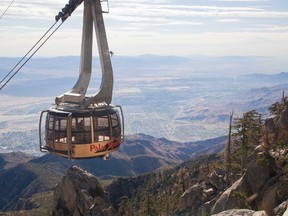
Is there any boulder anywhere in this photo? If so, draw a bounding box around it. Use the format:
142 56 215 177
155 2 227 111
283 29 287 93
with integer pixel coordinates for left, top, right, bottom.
277 97 288 139
178 181 218 216
210 176 251 214
272 200 288 216
15 197 40 210
264 115 278 144
178 168 227 215
209 168 226 191
257 181 288 214
211 148 277 215
178 183 205 212
211 209 268 216
245 151 276 194
265 98 288 142
52 166 118 216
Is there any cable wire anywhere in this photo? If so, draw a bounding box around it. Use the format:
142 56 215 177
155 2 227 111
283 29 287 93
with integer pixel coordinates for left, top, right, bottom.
0 21 64 91
0 20 59 86
0 0 83 91
0 0 15 20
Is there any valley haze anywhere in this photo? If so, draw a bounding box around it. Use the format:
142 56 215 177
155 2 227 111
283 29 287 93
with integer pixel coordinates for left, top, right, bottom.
0 55 288 156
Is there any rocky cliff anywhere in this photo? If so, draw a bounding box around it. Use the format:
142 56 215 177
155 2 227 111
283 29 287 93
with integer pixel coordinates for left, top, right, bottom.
176 146 288 215
176 98 288 216
52 166 118 216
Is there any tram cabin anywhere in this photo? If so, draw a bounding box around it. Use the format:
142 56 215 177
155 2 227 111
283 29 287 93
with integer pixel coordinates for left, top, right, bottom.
39 105 124 159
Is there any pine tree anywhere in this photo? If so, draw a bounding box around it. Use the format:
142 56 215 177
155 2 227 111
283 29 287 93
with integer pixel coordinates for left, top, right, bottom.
232 110 263 174
226 110 234 187
139 192 157 216
177 167 189 193
118 196 133 216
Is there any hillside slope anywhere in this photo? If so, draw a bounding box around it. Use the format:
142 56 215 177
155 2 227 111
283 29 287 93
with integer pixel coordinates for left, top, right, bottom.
105 98 288 216
0 163 63 211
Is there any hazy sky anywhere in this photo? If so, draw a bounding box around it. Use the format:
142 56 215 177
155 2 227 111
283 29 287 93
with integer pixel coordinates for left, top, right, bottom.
0 0 288 58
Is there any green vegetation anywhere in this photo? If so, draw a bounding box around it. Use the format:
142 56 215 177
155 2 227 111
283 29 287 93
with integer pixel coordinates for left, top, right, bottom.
113 154 222 215
231 191 250 209
232 110 262 173
0 192 53 216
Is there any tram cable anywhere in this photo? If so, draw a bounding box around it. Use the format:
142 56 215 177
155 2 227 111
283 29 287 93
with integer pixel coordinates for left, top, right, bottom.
0 0 15 20
0 21 60 86
0 21 64 91
0 0 83 92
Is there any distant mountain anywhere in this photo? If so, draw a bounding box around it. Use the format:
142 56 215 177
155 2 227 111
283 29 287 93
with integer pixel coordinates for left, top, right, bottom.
176 82 288 126
227 83 288 114
31 134 227 177
0 152 34 172
243 72 288 82
0 133 226 211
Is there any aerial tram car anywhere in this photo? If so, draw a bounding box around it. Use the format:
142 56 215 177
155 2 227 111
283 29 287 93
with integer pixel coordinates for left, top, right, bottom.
39 0 124 159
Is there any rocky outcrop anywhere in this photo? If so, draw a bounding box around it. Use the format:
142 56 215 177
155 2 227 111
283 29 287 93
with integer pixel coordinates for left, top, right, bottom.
211 176 251 214
272 200 288 215
211 148 277 214
176 99 288 216
177 144 288 216
209 168 226 191
277 97 288 140
257 178 288 214
264 97 288 144
52 166 118 216
177 168 225 215
178 182 213 214
15 197 40 211
211 209 268 216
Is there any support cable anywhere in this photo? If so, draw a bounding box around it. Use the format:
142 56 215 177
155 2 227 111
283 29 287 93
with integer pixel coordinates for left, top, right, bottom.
0 21 59 86
0 0 15 20
0 21 64 91
0 0 83 91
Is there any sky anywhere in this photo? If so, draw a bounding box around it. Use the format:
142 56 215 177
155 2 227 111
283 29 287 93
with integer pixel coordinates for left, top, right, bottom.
0 0 288 58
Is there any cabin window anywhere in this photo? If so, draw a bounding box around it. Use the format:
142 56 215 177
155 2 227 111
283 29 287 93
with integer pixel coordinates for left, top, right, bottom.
54 118 68 143
45 114 68 143
94 116 111 142
46 115 54 141
111 113 119 127
71 117 92 144
111 113 121 137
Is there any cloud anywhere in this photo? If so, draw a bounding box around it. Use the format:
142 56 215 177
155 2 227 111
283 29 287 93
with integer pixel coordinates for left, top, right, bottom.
215 0 267 2
2 1 288 23
243 24 288 32
217 19 241 22
1 0 288 58
0 0 82 20
110 4 288 20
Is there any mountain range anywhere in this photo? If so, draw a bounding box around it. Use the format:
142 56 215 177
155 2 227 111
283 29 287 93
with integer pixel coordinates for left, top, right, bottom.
1 56 288 155
0 133 226 211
